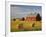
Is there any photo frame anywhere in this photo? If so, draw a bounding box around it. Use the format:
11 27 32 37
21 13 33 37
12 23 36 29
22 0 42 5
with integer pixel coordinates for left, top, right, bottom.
5 1 45 37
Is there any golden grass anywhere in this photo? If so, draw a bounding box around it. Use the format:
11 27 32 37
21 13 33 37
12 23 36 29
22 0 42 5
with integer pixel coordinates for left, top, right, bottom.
11 19 42 32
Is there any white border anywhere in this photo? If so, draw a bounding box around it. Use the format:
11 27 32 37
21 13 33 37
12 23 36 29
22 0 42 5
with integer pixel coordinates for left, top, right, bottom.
6 1 46 37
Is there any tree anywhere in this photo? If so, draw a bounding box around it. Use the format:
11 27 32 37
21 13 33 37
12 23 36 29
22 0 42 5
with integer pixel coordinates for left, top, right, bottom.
21 17 25 21
13 18 16 21
36 13 41 21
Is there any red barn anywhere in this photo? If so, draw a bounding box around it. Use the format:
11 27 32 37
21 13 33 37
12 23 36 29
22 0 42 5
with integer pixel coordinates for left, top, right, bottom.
25 16 36 22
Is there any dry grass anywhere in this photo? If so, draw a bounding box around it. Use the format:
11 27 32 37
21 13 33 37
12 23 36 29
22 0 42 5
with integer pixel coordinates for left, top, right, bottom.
11 19 42 32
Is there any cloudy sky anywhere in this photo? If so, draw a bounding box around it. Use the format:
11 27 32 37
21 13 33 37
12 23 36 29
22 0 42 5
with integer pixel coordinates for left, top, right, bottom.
11 5 42 18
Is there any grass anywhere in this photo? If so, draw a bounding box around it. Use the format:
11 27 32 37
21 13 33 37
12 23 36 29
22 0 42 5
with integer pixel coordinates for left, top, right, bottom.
11 19 42 32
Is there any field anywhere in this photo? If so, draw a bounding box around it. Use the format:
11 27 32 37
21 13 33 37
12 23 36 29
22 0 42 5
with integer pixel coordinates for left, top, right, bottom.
10 5 42 32
11 19 42 32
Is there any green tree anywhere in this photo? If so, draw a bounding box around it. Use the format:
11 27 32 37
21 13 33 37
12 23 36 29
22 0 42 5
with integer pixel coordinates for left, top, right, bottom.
13 18 16 21
36 13 41 21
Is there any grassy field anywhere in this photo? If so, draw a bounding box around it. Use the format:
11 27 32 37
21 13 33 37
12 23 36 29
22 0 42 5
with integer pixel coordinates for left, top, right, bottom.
11 19 42 32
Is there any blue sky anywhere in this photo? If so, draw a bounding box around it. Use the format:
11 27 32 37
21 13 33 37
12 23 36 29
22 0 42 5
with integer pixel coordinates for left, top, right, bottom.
11 5 42 18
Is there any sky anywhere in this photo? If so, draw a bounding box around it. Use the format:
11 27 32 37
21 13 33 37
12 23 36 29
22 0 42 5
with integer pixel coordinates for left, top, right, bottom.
11 5 42 18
